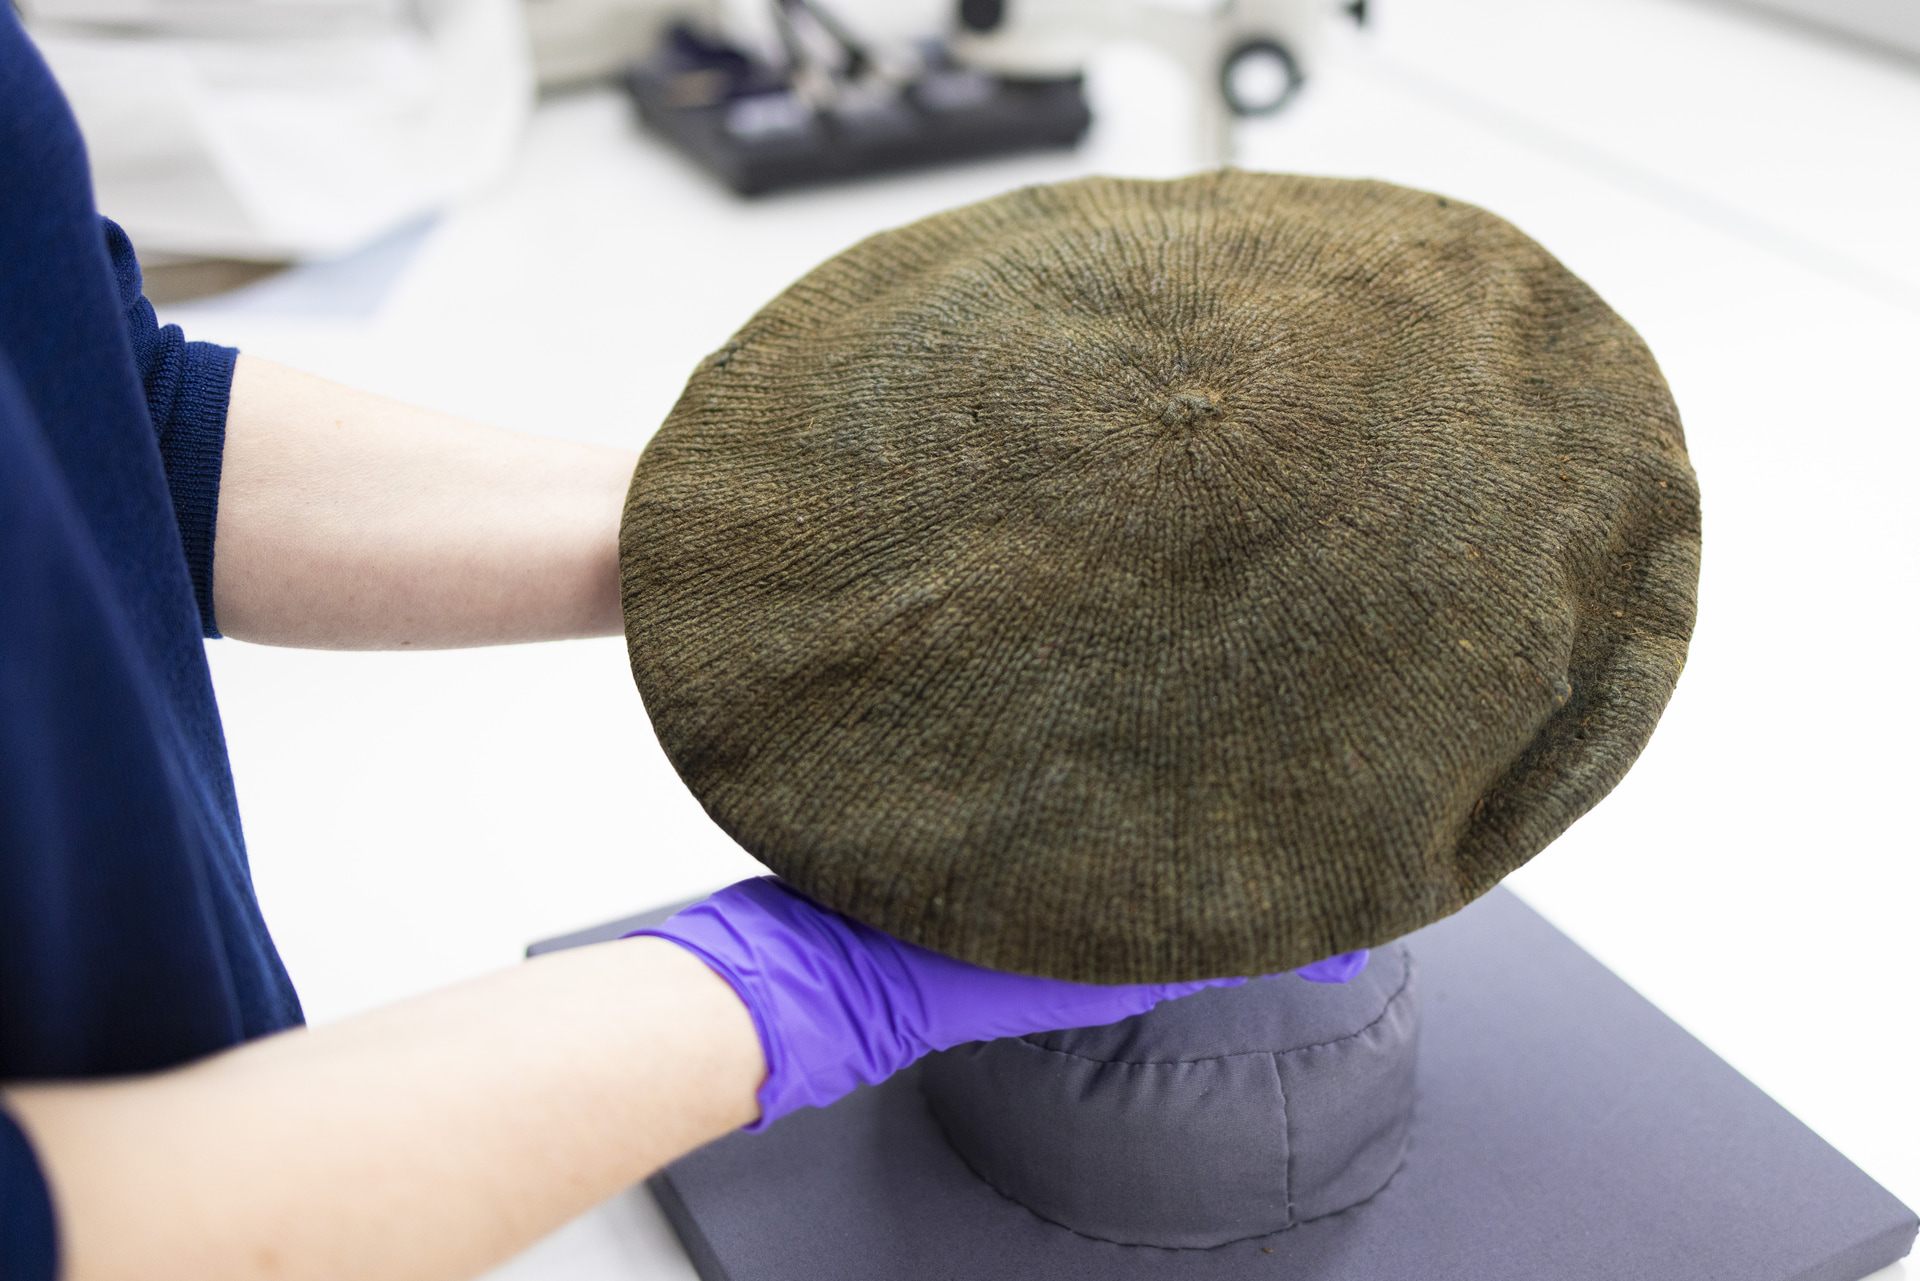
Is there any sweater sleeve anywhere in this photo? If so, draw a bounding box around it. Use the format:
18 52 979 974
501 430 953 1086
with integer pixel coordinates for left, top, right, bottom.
0 1104 57 1281
102 218 238 639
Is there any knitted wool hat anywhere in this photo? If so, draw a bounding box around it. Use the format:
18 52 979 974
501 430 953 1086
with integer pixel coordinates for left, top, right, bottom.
620 171 1701 984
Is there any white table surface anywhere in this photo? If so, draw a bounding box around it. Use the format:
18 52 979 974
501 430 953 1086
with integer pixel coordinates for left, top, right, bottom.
159 0 1920 1275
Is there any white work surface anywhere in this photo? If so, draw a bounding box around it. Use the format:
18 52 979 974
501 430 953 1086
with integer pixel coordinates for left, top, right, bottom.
159 0 1920 1276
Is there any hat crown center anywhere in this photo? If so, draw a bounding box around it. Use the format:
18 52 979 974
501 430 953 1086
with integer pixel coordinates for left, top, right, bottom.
1157 390 1221 428
920 946 1420 1250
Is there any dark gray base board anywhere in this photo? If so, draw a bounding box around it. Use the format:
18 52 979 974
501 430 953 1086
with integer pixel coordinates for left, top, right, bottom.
643 886 1916 1281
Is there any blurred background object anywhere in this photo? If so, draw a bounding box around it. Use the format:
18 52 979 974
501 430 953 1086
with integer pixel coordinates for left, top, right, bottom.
18 0 1368 272
19 0 533 262
21 0 1920 274
534 0 1364 195
1723 0 1920 60
616 1 1098 196
950 0 1366 162
524 0 701 89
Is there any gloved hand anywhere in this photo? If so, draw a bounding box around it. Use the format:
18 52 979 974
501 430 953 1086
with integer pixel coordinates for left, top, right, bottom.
631 876 1368 1132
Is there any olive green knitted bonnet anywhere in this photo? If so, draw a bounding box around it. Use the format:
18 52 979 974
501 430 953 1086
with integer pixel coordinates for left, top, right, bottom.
620 171 1701 984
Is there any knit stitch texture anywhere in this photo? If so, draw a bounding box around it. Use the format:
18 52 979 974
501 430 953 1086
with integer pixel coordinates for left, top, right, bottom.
620 171 1701 983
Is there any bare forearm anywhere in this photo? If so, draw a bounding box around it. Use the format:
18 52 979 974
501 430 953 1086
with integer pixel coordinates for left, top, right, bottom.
3 939 761 1281
212 355 637 648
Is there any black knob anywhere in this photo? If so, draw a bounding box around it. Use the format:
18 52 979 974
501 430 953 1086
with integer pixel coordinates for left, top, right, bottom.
958 0 1006 34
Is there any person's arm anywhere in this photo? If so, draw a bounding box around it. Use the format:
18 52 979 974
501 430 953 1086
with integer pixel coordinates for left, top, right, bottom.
2 937 761 1281
209 355 636 648
0 877 1323 1281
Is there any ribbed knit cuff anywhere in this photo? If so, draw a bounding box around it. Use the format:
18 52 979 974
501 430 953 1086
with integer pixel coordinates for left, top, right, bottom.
0 1104 58 1281
158 340 238 638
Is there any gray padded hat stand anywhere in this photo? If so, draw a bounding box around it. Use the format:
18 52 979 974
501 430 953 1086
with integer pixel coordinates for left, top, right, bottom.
595 888 1915 1281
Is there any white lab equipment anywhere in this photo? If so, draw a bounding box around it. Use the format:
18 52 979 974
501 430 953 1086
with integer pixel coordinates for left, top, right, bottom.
21 0 535 261
951 0 1363 161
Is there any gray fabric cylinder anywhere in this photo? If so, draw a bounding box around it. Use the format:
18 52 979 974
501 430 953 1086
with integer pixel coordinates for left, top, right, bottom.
918 944 1418 1249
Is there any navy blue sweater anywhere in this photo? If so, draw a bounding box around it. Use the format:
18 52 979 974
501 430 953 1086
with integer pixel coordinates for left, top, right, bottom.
2 15 304 1276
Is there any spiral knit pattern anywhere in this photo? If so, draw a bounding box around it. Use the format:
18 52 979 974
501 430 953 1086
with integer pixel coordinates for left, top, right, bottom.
621 172 1701 983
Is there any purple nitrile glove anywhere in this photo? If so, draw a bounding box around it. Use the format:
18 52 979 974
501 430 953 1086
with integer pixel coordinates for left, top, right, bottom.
1296 948 1370 983
631 876 1369 1132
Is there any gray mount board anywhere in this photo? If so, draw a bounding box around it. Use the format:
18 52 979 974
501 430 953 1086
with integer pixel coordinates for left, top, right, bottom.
524 896 704 957
631 886 1915 1281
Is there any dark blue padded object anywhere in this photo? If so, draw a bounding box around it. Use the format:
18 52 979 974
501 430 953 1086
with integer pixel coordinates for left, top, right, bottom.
643 887 1918 1281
